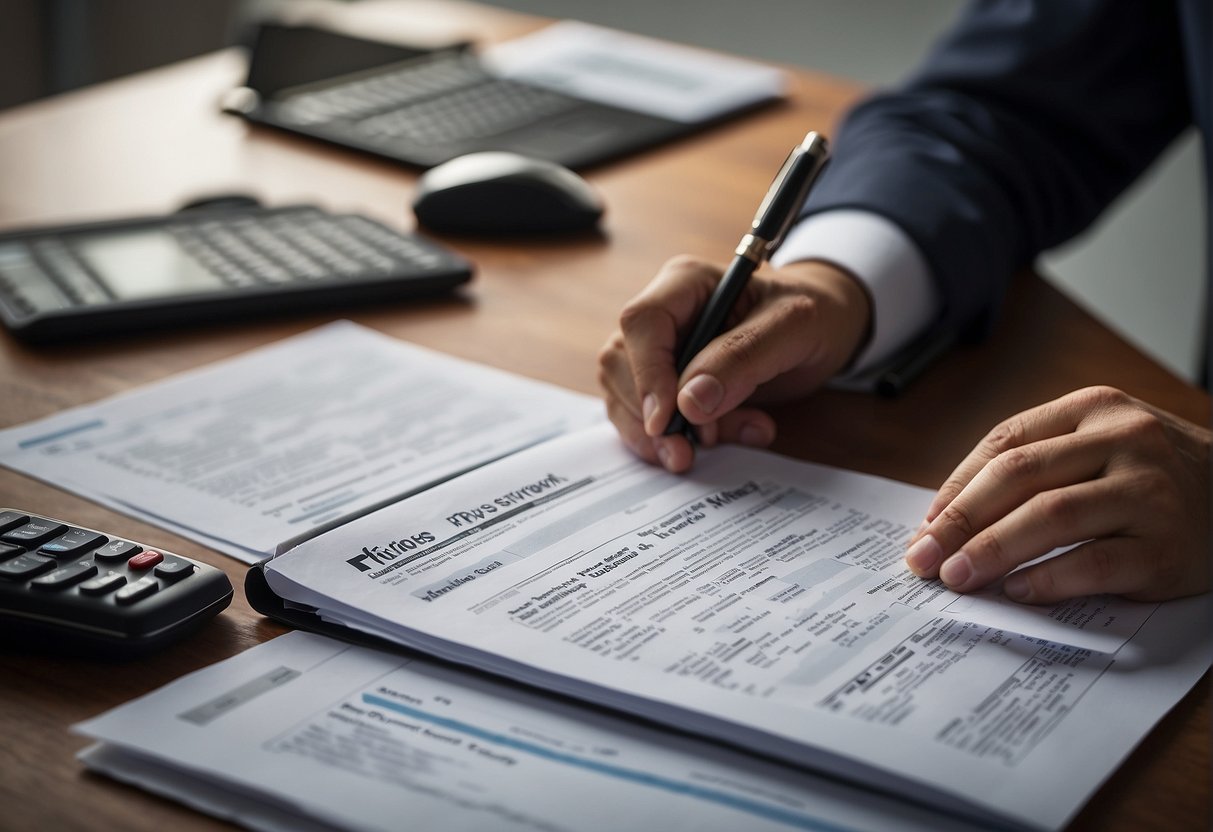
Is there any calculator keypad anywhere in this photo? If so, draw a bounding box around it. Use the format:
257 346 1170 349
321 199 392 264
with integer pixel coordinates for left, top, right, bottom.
0 509 232 656
170 207 458 291
0 206 472 341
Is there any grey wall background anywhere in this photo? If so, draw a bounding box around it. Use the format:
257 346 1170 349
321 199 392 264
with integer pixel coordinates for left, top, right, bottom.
1 0 1204 382
0 0 242 108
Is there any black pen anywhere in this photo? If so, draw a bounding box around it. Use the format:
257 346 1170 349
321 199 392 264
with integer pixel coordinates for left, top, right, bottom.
664 131 831 437
875 326 957 397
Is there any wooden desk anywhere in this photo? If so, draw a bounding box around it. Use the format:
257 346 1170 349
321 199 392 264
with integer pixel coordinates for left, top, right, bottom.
0 2 1207 829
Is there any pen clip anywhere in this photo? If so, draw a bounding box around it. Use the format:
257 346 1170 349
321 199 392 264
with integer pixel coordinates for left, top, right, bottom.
751 132 830 258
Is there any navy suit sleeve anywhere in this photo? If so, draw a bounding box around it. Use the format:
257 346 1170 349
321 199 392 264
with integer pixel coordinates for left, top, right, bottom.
803 0 1192 339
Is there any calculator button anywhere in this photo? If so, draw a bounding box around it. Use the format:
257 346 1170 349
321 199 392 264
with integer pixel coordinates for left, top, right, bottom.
0 553 56 580
2 519 67 546
28 239 109 306
0 507 233 656
115 576 159 605
30 559 98 590
79 571 127 596
154 557 195 583
128 550 164 570
0 511 29 534
39 528 107 557
94 540 142 562
0 245 72 313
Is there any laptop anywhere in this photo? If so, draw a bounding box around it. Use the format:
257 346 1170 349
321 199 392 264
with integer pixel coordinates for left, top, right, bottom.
223 23 785 171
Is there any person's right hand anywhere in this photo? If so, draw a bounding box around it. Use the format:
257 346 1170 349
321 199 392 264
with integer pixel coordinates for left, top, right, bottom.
596 255 872 472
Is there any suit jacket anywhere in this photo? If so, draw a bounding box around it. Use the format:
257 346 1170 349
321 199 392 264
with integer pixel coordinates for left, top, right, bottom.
803 0 1211 348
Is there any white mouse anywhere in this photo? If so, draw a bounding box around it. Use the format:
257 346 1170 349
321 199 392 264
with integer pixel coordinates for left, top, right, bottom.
412 152 605 235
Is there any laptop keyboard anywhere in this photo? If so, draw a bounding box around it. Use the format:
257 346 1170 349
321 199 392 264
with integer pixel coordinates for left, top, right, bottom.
275 51 579 146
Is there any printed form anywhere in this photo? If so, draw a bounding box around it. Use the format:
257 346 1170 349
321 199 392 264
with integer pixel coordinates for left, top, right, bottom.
77 631 983 832
263 425 1212 831
0 322 601 562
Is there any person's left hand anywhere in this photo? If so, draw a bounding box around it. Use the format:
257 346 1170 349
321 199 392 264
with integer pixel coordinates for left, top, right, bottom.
904 386 1212 603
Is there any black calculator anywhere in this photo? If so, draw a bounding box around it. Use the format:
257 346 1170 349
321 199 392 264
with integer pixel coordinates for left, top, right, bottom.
0 204 473 342
0 509 233 657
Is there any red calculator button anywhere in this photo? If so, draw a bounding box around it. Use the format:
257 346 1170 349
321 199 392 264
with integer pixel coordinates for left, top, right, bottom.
128 550 164 570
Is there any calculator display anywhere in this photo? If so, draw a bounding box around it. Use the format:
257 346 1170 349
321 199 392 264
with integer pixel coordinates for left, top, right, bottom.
71 228 227 299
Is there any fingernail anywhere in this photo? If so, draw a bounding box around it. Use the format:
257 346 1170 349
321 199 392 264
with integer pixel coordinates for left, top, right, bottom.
656 442 673 471
682 374 724 416
939 552 974 590
905 534 943 574
738 421 772 447
1003 572 1031 602
642 393 659 434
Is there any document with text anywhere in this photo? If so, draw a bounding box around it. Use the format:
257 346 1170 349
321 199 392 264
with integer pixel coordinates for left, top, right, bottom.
259 424 1212 831
77 631 984 832
0 321 601 562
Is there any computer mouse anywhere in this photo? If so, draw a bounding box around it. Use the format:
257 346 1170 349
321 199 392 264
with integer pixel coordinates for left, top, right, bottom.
176 193 263 213
412 152 605 235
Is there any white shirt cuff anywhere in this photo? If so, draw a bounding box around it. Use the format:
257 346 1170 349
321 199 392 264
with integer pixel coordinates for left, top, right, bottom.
771 209 940 380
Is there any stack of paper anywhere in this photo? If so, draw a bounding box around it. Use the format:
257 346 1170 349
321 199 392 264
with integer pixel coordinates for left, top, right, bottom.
247 425 1211 830
77 631 985 832
8 321 1205 831
0 321 602 563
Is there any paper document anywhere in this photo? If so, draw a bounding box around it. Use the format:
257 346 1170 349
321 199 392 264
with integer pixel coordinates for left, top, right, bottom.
0 322 601 562
77 631 984 832
262 425 1212 831
483 21 787 123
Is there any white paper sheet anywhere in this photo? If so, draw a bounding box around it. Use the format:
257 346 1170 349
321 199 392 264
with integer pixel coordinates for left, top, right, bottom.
77 631 987 832
263 425 1213 831
482 21 787 123
0 321 602 562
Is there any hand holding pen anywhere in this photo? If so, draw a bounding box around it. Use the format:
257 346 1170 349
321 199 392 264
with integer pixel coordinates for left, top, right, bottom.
598 131 875 472
664 131 830 437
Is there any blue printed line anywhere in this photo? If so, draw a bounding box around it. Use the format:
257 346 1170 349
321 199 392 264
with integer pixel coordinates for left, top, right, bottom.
361 693 855 832
17 419 105 449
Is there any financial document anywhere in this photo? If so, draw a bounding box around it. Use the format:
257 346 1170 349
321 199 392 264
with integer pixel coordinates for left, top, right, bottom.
77 631 982 832
0 322 601 562
263 425 1212 831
